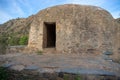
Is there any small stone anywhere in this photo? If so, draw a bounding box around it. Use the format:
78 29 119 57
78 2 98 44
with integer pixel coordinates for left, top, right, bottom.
40 68 55 73
102 55 112 60
103 51 113 55
2 63 14 68
24 65 39 70
10 65 25 71
107 60 113 62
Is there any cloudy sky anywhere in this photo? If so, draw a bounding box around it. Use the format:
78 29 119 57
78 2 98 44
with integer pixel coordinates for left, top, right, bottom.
0 0 120 24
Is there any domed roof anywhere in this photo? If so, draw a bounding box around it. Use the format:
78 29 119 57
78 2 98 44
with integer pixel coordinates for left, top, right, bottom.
36 4 113 20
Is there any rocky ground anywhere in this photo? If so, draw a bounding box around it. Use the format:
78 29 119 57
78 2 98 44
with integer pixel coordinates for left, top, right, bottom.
0 53 120 80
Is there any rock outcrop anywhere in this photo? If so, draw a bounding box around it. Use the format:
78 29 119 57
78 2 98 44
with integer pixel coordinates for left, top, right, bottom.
0 15 34 37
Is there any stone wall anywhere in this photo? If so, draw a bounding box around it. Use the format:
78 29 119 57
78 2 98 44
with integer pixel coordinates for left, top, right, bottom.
111 20 120 61
28 4 118 55
6 46 31 54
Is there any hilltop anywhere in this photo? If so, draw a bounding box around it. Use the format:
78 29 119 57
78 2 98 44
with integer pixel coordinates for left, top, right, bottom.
0 15 34 37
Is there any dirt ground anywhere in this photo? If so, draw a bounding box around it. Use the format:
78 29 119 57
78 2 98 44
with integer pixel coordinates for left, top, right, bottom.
0 52 120 77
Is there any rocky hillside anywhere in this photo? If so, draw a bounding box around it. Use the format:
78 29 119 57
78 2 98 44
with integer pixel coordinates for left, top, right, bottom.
0 15 34 46
0 15 34 37
116 18 120 24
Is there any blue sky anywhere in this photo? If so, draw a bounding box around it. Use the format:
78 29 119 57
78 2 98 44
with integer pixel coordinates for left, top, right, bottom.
0 0 120 24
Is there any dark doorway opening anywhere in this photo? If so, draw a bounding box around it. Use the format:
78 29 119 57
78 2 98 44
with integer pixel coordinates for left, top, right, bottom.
43 22 56 48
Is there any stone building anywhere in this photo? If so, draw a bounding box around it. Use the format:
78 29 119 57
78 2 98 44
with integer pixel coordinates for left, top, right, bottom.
28 4 119 55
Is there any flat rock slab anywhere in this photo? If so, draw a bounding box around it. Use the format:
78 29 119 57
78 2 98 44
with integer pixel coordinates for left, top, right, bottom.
10 65 25 71
0 53 120 77
60 68 116 76
2 62 15 68
24 65 39 70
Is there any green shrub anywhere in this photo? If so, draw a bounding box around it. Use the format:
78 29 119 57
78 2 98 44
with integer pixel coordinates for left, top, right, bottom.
0 34 8 54
63 74 69 80
37 50 43 55
19 35 28 45
75 74 82 80
0 67 9 80
8 37 20 46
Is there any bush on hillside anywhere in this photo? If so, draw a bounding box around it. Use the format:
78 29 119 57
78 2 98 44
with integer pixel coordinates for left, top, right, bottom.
19 35 28 45
0 67 9 80
8 37 20 46
0 33 8 54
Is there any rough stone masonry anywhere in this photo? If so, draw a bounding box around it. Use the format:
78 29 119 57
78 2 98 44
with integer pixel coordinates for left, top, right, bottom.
27 4 120 59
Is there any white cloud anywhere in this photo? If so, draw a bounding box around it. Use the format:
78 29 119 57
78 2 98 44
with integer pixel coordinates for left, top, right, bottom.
12 0 25 16
0 10 12 24
17 0 33 14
